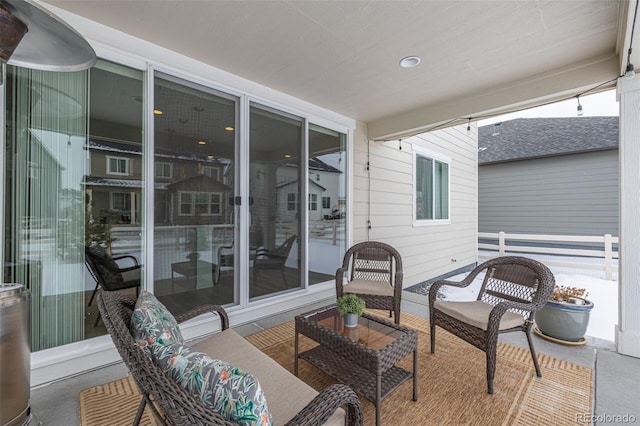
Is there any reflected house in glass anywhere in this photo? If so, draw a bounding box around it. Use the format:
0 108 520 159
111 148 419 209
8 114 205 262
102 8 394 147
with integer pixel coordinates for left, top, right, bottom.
84 139 143 226
275 157 342 222
165 174 232 226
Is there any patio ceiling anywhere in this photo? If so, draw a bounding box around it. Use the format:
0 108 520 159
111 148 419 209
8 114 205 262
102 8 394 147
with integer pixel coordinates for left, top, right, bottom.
43 0 632 139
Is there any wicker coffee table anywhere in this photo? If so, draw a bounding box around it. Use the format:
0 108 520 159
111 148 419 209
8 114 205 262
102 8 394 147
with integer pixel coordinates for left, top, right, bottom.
295 305 418 426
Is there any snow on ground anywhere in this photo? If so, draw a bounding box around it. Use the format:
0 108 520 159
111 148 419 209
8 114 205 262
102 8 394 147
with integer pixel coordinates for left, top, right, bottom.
419 251 618 342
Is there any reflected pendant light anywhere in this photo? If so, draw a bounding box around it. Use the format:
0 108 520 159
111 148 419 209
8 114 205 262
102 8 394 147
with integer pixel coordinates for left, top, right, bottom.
0 0 96 71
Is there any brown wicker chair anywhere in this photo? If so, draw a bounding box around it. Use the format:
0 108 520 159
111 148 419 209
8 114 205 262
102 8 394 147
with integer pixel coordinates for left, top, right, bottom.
428 256 555 394
85 245 141 327
97 291 363 425
336 241 403 324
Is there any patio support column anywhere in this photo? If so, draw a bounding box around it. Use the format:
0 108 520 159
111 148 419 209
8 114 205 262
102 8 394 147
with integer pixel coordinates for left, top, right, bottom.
616 76 640 358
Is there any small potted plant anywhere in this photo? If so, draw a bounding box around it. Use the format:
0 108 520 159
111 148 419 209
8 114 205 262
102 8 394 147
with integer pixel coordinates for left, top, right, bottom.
336 294 366 328
535 285 594 343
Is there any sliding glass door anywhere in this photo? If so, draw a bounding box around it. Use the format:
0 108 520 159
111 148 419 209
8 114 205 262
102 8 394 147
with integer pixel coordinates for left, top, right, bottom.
3 61 349 353
153 74 238 314
249 104 303 299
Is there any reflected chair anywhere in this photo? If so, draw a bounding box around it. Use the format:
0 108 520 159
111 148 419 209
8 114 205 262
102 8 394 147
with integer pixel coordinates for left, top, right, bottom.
428 256 555 394
213 244 234 285
335 241 403 324
253 234 297 287
85 245 141 326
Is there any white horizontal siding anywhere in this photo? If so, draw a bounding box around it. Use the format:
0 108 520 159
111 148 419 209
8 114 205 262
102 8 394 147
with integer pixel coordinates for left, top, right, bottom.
352 123 478 287
479 150 618 236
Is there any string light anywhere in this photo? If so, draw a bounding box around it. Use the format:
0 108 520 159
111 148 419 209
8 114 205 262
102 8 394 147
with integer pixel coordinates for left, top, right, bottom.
371 0 639 144
576 96 584 116
626 0 639 79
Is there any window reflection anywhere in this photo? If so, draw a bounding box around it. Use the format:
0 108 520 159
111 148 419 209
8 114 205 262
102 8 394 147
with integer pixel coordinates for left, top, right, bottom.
153 74 237 314
249 105 303 298
308 124 347 285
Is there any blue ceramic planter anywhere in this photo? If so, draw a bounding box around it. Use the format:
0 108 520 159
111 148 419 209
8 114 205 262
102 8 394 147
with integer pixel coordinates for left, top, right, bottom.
535 299 594 342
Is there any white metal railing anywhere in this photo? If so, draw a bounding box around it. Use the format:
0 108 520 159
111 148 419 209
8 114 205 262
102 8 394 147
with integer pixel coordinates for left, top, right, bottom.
478 231 619 280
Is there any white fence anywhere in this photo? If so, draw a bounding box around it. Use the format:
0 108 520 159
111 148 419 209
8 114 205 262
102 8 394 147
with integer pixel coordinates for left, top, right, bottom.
478 232 619 280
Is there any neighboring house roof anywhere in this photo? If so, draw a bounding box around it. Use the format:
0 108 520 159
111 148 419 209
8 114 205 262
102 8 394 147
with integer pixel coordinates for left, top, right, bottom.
89 139 228 165
478 117 618 164
90 139 341 172
166 174 232 192
276 178 327 192
308 157 342 173
83 176 168 190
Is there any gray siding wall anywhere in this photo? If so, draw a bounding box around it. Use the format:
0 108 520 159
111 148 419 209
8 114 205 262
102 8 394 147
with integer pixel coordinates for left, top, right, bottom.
478 149 618 236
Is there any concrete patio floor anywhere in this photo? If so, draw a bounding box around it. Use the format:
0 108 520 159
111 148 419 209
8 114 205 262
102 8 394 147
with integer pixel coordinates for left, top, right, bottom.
30 291 640 425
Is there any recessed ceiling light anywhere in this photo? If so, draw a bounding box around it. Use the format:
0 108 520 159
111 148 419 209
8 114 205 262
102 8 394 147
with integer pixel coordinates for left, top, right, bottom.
225 126 234 131
284 154 292 158
153 109 163 115
207 155 214 159
198 140 206 145
399 56 421 69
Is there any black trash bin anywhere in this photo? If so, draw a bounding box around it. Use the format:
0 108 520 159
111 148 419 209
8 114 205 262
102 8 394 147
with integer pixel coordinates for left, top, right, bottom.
0 284 31 426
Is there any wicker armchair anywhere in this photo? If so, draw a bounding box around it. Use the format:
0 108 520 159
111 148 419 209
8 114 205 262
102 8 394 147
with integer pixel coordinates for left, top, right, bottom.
336 241 403 324
98 291 362 425
85 245 141 327
428 256 555 394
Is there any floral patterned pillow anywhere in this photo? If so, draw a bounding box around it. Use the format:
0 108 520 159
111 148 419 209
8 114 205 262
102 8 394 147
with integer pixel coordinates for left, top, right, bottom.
130 291 184 357
154 343 272 426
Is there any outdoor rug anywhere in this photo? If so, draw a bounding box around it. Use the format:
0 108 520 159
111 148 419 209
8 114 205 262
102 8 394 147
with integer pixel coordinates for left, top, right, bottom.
78 312 593 425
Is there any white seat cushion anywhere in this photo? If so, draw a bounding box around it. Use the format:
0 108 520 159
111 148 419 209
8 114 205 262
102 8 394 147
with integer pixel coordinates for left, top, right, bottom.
193 328 344 425
344 279 393 297
433 300 525 331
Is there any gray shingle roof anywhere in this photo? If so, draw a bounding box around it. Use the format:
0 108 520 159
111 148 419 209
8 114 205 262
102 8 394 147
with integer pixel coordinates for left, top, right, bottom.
478 117 618 164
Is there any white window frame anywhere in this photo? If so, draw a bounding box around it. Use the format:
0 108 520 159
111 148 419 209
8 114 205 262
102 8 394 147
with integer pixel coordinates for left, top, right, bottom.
178 190 222 216
106 155 130 176
322 196 331 209
202 166 220 180
179 191 194 215
308 193 318 211
111 191 130 211
413 145 451 226
155 162 172 178
287 192 296 211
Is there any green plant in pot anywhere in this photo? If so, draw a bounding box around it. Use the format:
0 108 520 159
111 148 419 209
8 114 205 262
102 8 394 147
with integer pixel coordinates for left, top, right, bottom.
336 294 366 328
536 285 594 343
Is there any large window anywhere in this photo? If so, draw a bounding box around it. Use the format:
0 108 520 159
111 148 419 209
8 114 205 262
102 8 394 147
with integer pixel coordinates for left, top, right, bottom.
3 60 144 351
415 147 450 223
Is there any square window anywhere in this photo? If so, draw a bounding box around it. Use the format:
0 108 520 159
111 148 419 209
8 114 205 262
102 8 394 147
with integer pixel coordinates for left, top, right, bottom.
107 156 129 175
155 162 172 178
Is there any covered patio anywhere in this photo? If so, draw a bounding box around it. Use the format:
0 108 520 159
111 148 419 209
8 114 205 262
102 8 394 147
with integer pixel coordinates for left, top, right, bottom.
2 0 640 424
31 291 640 424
